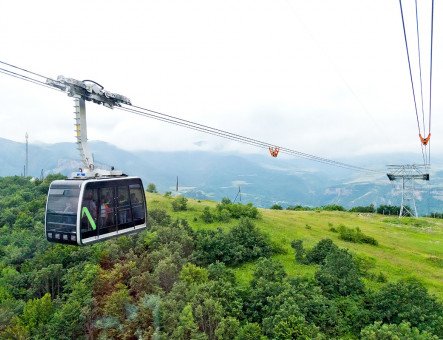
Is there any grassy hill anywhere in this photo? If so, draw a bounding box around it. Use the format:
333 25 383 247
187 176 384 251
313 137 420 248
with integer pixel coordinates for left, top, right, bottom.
147 192 443 300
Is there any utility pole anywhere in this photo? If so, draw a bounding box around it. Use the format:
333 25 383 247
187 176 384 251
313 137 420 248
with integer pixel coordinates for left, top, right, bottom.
25 132 29 177
387 164 429 217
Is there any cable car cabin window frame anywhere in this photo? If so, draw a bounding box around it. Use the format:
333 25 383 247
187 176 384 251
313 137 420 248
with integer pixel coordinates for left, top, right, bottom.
45 177 147 246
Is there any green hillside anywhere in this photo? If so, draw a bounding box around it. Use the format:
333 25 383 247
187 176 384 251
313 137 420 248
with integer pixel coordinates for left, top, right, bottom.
147 192 443 299
2 176 443 339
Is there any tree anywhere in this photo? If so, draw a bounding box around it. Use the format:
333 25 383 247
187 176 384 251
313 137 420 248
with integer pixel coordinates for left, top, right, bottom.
172 196 188 211
370 279 443 337
361 321 438 340
201 206 214 223
21 293 53 337
215 317 240 340
315 248 364 297
270 204 283 210
172 304 206 340
306 239 339 264
146 183 157 193
237 322 266 340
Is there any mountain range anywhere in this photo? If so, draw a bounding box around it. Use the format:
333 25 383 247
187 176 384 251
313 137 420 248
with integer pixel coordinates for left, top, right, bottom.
1 137 442 214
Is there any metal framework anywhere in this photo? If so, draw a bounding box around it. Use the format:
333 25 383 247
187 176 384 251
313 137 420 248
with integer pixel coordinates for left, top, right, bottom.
386 164 429 217
46 76 131 178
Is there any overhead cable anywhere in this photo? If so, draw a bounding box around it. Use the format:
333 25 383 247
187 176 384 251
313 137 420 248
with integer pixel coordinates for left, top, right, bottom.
0 59 383 174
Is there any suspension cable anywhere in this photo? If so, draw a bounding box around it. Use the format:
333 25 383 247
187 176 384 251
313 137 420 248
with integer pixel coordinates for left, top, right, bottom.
0 67 62 92
428 0 435 164
0 59 384 174
119 104 381 173
415 0 426 139
399 0 422 137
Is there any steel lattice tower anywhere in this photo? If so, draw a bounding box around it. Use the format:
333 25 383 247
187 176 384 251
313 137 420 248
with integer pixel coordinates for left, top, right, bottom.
387 164 429 217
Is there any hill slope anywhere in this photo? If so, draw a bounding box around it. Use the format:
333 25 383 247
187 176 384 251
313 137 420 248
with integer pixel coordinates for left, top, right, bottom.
147 192 443 299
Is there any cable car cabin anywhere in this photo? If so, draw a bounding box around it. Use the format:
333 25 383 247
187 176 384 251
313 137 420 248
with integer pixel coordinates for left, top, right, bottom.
45 177 147 245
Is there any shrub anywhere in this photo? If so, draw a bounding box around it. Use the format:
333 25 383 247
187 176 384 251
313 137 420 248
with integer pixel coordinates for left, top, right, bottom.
321 204 346 212
315 248 364 297
172 196 188 212
376 205 401 216
146 183 157 193
270 204 283 210
361 321 438 340
337 225 378 246
349 204 375 213
286 205 312 211
306 239 339 265
201 207 213 223
193 218 275 266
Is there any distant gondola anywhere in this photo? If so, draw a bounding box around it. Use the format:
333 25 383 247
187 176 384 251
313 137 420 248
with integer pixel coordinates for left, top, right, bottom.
45 177 147 245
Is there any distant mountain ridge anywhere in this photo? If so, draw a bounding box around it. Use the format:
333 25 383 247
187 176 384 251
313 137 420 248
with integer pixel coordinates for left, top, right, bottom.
1 137 442 214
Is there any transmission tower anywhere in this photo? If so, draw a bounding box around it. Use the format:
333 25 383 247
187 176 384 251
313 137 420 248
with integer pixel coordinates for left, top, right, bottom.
386 164 429 217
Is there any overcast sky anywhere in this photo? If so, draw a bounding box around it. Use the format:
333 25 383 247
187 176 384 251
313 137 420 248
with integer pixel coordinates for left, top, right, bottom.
0 0 441 165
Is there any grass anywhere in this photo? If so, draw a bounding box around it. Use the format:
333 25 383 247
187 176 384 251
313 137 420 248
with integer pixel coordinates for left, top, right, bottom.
146 193 443 300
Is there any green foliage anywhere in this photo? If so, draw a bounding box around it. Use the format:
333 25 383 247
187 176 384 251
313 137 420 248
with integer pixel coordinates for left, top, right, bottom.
179 263 209 286
306 238 339 264
361 321 439 340
149 208 172 227
172 196 188 211
245 258 288 323
215 317 240 339
290 239 305 263
1 177 443 339
270 203 283 210
370 279 443 337
209 198 259 221
193 218 275 266
172 304 204 340
337 225 379 245
201 206 214 223
286 205 313 211
321 204 346 211
237 322 266 340
349 204 376 213
377 204 401 215
146 183 157 193
21 293 54 337
315 248 364 297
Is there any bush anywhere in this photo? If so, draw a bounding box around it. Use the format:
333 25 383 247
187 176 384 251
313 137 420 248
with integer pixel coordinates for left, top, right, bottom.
286 205 312 211
172 196 188 211
193 218 275 266
349 204 375 213
201 207 213 223
321 204 346 212
270 204 283 210
315 248 364 297
306 239 339 265
146 183 157 193
201 199 260 222
376 205 401 216
361 321 439 340
337 225 378 246
370 279 443 337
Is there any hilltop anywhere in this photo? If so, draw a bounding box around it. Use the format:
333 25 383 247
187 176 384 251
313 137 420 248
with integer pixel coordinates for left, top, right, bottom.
147 192 443 299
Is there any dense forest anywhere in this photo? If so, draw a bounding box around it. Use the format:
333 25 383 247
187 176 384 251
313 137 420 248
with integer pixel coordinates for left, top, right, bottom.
1 176 443 339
